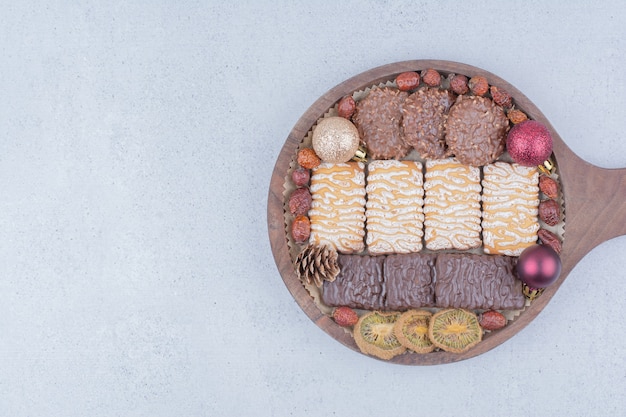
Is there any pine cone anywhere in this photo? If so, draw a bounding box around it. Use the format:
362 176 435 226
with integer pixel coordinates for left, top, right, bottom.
295 244 340 287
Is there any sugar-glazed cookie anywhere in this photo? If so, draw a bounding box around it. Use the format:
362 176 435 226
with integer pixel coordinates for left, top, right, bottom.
365 160 424 255
423 158 482 250
482 161 540 256
309 162 366 253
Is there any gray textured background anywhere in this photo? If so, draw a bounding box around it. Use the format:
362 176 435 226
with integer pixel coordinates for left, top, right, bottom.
1 1 625 416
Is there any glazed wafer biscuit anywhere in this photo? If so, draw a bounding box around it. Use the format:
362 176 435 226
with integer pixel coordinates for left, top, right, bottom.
423 158 482 250
482 161 540 256
365 160 424 255
309 162 366 253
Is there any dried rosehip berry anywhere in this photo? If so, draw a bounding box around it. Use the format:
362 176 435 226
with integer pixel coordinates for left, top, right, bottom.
288 187 312 216
490 85 512 108
539 176 559 199
539 199 561 226
538 229 562 254
449 74 469 95
421 68 441 87
297 148 321 169
507 109 528 124
395 71 420 91
469 75 489 96
479 310 507 331
332 306 359 327
337 95 356 119
291 215 311 243
291 168 310 187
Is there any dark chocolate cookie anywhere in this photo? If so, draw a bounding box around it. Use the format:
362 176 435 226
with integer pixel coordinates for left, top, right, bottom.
353 87 410 160
445 95 508 166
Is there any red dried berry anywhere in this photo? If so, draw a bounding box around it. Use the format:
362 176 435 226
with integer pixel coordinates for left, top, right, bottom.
291 215 311 243
539 176 559 199
297 148 321 169
538 229 562 254
449 74 469 95
479 310 507 331
337 95 356 119
490 86 513 108
288 187 312 216
396 71 420 91
469 75 489 96
421 68 441 87
291 168 310 187
507 109 528 124
539 199 561 226
332 306 359 327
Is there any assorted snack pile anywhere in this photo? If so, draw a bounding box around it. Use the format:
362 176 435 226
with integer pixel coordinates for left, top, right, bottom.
284 68 564 360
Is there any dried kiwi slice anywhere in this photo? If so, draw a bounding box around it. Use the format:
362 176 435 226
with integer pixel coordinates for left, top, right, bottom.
393 310 435 354
353 311 406 360
428 308 482 353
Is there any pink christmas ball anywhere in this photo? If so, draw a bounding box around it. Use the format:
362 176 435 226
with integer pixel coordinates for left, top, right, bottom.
507 120 553 166
516 244 562 289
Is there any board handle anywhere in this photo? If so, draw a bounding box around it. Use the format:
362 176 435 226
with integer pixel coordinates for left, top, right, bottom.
555 139 626 273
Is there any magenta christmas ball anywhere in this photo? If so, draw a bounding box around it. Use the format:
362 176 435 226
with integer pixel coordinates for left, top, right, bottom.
506 120 553 166
516 244 562 288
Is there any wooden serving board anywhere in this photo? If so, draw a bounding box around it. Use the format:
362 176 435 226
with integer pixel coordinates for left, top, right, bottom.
267 60 626 365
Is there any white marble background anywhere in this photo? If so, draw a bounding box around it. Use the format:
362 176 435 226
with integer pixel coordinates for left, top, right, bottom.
1 1 625 416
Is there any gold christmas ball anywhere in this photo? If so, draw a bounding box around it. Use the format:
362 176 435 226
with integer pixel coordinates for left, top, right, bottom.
312 117 361 163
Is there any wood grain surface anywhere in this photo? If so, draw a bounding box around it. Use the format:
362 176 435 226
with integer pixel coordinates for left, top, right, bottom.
267 60 626 365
